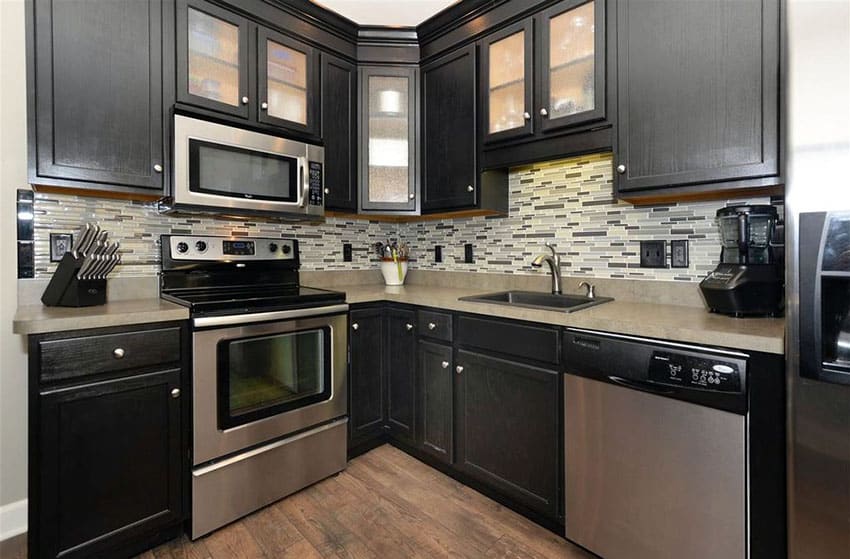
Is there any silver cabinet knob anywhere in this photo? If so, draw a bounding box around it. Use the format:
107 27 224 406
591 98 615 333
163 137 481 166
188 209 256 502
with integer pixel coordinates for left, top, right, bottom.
428 322 436 330
523 111 531 120
324 188 330 194
241 96 249 104
113 348 125 359
405 323 414 331
617 164 626 174
539 108 548 117
441 361 450 369
456 366 464 374
409 193 415 200
352 323 359 331
466 185 474 192
153 164 163 173
171 388 181 399
261 102 268 110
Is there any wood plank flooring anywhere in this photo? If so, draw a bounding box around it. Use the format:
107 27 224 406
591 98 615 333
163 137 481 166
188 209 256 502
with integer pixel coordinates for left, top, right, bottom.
2 445 596 559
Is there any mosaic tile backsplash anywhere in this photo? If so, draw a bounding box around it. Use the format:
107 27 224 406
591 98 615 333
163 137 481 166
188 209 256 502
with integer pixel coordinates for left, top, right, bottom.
31 152 776 282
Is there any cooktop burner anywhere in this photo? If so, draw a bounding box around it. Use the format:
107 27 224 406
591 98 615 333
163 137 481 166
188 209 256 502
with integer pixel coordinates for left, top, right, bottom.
159 234 346 317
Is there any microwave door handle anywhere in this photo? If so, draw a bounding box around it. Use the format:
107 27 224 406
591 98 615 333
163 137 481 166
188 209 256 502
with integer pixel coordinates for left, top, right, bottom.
298 162 309 208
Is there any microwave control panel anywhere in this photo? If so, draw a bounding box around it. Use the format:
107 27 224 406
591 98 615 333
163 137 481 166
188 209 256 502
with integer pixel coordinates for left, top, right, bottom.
648 351 743 393
308 162 323 206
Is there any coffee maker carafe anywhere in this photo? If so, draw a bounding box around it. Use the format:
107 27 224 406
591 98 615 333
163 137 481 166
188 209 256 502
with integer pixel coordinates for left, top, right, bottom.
700 204 784 316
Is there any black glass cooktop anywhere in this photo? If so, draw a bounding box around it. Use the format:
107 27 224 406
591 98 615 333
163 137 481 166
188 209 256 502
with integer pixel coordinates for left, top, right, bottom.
162 284 346 316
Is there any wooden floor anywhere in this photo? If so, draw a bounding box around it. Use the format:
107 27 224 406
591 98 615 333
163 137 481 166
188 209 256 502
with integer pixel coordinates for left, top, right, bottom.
3 445 596 559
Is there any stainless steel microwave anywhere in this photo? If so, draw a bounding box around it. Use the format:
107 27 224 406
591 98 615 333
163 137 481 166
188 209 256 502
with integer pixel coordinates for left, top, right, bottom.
164 115 324 220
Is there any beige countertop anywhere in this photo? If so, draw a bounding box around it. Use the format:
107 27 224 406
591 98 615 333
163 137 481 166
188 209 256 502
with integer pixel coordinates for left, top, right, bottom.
13 299 189 335
344 285 785 355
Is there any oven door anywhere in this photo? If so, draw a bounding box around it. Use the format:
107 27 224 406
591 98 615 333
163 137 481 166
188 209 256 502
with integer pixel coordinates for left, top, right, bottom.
172 114 324 218
192 310 347 465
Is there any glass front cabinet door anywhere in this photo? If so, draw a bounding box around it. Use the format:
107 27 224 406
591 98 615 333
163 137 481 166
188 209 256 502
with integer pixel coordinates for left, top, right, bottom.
538 0 606 132
178 0 250 118
257 27 320 137
480 20 535 144
359 67 418 213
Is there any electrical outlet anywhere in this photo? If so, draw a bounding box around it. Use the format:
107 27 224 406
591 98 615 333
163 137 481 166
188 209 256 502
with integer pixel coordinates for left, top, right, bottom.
342 243 352 262
671 240 689 268
435 245 443 263
464 243 474 264
639 240 667 268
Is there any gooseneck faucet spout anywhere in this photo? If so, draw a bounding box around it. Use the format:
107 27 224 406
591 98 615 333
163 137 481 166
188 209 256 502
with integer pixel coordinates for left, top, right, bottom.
531 243 563 295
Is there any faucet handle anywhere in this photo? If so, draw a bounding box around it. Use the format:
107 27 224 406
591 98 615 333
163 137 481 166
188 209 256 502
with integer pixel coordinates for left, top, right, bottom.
579 281 596 299
544 242 557 257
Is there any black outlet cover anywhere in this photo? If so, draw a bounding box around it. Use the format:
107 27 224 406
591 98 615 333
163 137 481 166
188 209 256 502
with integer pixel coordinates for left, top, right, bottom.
640 240 667 268
435 245 442 263
464 243 473 264
343 243 352 262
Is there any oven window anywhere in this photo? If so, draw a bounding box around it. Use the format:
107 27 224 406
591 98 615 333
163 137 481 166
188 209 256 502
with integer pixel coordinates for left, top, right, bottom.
218 327 330 429
189 139 298 202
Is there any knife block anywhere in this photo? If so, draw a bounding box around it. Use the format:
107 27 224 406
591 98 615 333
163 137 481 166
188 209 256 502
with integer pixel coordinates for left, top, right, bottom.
41 253 107 307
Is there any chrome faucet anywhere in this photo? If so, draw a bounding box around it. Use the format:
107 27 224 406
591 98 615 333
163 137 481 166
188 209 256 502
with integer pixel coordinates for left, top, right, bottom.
531 243 563 295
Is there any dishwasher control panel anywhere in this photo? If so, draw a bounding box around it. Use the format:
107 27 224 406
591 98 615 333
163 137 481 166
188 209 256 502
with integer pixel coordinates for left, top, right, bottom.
648 351 743 392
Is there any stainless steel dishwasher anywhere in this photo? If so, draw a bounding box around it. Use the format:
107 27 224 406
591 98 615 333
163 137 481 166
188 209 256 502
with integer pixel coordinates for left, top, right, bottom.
563 329 752 559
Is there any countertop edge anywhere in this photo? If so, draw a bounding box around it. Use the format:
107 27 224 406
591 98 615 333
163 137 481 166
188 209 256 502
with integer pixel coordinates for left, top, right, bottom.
13 301 190 336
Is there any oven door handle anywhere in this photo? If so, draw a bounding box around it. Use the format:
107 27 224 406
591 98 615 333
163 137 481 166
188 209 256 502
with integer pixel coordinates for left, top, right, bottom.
193 303 349 328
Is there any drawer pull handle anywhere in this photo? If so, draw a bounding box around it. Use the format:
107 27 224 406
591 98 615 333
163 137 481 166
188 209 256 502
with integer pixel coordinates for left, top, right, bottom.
405 323 414 331
441 361 449 369
428 322 436 330
113 348 125 359
456 366 464 374
171 388 181 399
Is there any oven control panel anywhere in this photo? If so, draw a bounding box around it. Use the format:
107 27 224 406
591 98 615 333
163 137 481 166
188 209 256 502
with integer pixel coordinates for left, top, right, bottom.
648 351 743 393
165 235 296 261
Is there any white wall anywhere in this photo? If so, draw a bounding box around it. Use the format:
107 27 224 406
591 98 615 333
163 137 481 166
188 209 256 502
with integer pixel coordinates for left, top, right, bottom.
0 0 31 540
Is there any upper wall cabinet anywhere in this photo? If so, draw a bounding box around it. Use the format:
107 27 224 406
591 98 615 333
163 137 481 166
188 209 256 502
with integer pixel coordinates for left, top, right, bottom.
358 66 419 213
176 0 320 138
322 53 358 211
614 0 781 200
28 0 168 195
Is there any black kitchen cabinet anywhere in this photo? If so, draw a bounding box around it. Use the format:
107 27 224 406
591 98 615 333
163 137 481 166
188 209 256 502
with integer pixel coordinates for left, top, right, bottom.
479 0 611 169
176 0 320 138
386 307 417 443
614 0 780 199
417 341 454 464
28 323 186 559
455 349 561 520
27 0 168 195
322 53 358 211
421 45 478 212
348 307 386 447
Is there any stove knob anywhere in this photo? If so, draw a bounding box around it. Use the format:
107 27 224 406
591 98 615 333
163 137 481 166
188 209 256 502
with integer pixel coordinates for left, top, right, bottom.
281 245 292 255
268 243 279 253
195 240 207 253
176 242 189 254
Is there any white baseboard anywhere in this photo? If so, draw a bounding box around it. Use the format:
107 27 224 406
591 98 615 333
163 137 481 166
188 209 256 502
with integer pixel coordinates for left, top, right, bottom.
0 499 27 541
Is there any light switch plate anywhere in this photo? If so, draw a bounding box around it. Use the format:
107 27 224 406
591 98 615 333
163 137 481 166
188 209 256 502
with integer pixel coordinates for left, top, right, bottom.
671 239 689 268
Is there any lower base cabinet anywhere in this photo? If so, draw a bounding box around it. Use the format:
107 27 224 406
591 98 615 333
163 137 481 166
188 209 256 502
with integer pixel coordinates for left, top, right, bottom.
455 350 561 519
29 323 186 559
348 307 386 448
417 341 453 463
386 308 417 443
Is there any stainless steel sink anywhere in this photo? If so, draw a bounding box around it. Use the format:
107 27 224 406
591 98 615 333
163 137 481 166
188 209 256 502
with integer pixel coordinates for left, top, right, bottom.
459 290 613 313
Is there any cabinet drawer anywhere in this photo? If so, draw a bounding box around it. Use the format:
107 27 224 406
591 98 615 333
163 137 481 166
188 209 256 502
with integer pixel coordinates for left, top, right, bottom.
39 327 182 383
456 316 559 365
417 310 453 342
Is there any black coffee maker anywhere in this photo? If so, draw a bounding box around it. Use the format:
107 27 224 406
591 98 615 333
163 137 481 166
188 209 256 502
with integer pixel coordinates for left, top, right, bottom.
700 204 784 316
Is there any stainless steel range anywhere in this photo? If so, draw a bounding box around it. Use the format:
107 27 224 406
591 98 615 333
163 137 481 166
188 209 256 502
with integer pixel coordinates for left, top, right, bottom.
160 235 348 538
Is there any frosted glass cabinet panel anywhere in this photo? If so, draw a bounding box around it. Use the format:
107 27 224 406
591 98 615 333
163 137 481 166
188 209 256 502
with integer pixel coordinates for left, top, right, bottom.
359 67 418 212
258 28 319 136
539 0 606 132
179 0 250 119
481 20 534 143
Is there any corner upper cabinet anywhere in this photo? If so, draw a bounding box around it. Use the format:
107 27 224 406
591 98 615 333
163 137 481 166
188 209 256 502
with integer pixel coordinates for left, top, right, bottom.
358 67 419 213
480 20 535 144
614 0 781 200
257 28 320 137
177 0 250 119
322 53 358 211
28 0 166 194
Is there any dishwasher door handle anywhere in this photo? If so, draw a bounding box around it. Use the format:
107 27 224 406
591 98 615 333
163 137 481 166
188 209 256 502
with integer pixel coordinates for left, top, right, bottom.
607 375 676 396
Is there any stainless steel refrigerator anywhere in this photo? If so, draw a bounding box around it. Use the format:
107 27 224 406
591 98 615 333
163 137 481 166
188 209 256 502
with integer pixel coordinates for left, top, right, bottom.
786 1 850 558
